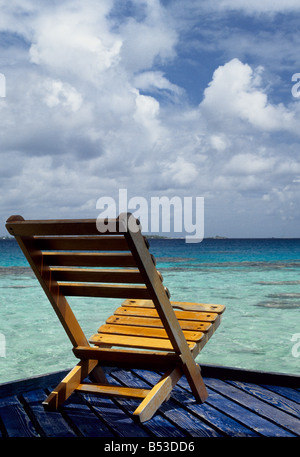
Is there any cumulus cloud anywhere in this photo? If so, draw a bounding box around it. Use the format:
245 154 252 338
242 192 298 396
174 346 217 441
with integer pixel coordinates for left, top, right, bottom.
29 3 122 83
200 58 297 133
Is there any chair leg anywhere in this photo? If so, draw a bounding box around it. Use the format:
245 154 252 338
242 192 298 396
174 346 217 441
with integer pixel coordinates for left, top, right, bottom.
182 362 208 403
89 364 109 385
132 366 182 423
43 359 98 410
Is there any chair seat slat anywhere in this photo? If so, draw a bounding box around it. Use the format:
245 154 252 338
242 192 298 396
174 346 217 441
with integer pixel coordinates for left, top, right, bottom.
94 323 204 342
105 314 212 332
123 299 226 314
114 306 219 322
89 333 196 351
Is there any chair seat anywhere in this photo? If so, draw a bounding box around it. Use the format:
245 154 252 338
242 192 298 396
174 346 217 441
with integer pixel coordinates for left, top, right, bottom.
89 299 225 354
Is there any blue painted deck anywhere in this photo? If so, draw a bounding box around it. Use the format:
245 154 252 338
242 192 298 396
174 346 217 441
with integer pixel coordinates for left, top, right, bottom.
0 365 299 438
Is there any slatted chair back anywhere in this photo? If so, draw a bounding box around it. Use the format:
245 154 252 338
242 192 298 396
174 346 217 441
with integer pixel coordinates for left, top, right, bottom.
6 214 187 351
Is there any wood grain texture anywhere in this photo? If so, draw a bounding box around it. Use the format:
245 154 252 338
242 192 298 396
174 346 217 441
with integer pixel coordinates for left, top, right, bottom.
123 299 225 314
95 323 204 342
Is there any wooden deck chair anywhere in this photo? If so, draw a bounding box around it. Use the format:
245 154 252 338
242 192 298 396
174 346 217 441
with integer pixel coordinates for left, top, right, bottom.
6 213 225 422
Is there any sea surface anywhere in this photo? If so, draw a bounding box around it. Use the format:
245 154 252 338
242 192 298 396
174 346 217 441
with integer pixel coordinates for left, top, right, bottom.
0 237 299 384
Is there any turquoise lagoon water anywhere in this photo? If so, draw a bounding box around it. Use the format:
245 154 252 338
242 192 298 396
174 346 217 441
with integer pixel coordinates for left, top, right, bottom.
0 238 299 384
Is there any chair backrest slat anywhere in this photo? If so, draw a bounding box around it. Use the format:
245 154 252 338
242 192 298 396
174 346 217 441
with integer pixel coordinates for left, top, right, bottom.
6 218 120 236
50 268 144 284
33 236 129 251
42 252 137 267
59 283 151 299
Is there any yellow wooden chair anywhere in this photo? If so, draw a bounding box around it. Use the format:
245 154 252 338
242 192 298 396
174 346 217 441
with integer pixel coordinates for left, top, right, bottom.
6 213 225 422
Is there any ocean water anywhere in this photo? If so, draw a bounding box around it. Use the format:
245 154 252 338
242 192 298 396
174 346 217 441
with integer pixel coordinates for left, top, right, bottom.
0 237 299 384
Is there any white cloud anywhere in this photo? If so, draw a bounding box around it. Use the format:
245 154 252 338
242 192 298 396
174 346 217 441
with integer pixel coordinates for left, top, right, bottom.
218 0 300 13
43 79 83 111
28 3 122 84
117 0 177 72
224 153 275 175
120 20 177 72
200 58 297 133
161 156 198 187
209 135 228 151
134 71 183 98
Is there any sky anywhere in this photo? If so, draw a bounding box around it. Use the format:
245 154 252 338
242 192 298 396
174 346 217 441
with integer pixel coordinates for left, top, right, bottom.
1 0 300 238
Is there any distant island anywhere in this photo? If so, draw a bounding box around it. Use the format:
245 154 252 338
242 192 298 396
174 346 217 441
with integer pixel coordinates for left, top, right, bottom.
145 234 229 240
146 234 169 239
206 235 228 239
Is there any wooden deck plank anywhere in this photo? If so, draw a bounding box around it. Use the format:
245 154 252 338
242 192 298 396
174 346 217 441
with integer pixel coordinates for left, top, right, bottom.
21 389 77 437
134 369 259 437
0 367 299 437
24 385 114 437
227 380 300 418
178 375 297 437
110 368 221 437
104 371 188 438
157 399 222 437
79 393 150 437
61 395 115 437
171 388 259 437
0 395 39 437
261 385 300 405
205 378 300 436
